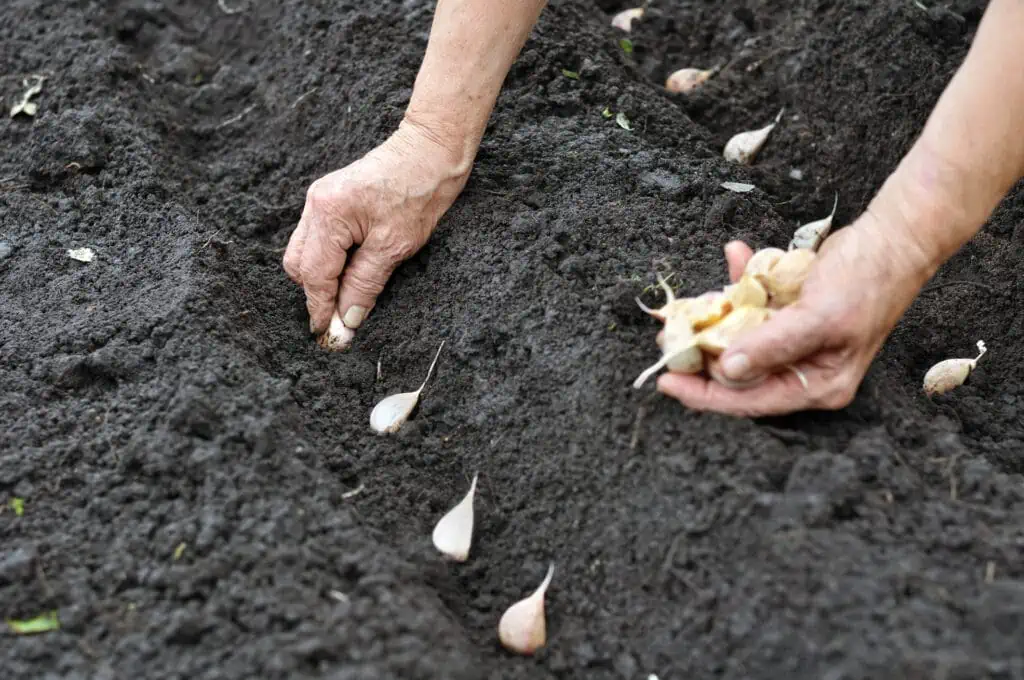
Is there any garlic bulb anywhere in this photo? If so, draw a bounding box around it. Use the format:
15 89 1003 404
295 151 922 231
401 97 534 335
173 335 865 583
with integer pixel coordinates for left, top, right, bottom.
723 108 784 165
432 473 478 562
763 247 816 307
317 312 356 351
498 563 555 655
789 193 839 251
369 340 445 433
665 67 716 94
611 7 644 31
923 340 987 396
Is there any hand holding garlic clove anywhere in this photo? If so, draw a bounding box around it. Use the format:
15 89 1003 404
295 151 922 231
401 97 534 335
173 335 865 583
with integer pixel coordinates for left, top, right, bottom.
633 243 817 390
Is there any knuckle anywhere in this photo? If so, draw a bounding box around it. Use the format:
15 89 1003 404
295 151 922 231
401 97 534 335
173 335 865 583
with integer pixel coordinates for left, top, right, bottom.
819 380 857 410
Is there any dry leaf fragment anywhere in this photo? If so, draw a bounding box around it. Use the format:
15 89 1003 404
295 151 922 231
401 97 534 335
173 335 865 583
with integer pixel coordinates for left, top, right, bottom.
67 247 95 263
10 75 45 118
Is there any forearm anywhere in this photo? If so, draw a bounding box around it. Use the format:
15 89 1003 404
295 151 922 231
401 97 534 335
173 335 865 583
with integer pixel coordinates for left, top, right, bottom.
401 0 548 171
866 0 1024 276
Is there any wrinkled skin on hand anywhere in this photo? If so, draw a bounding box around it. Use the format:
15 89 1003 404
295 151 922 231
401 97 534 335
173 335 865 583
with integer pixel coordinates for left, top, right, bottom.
283 121 471 339
655 211 935 417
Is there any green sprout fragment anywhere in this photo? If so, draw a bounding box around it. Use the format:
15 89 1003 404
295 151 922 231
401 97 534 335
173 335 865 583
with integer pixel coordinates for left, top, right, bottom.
619 38 634 54
616 112 632 131
7 611 59 635
9 497 24 516
173 543 187 560
602 106 613 119
561 69 579 80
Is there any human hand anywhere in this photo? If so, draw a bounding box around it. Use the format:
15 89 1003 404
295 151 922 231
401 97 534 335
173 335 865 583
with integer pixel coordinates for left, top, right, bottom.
654 211 936 417
283 120 472 348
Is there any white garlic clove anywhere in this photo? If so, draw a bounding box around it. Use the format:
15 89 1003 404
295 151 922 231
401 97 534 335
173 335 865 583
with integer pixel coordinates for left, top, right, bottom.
723 108 784 165
662 315 703 374
789 193 839 251
498 563 554 655
923 340 987 396
611 7 644 31
369 340 445 433
432 473 478 562
318 312 356 351
665 67 715 94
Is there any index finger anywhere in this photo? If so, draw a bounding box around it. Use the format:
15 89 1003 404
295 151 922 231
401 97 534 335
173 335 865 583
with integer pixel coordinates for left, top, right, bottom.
298 218 352 333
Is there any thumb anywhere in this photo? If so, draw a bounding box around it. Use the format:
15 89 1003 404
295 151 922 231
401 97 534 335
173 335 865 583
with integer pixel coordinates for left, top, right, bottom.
717 303 827 382
725 240 754 283
335 242 400 331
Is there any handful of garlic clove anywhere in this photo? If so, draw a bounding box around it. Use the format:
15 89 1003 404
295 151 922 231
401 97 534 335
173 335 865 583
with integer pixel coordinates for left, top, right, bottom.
633 246 817 389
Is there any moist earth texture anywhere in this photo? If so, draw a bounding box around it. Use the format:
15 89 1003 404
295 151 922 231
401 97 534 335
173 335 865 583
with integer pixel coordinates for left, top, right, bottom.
4 0 1024 678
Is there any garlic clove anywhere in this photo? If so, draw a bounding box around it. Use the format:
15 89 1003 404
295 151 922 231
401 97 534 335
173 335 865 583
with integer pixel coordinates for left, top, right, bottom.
611 7 644 31
318 312 356 351
369 340 446 433
498 563 555 655
432 473 478 562
633 339 700 388
923 340 987 396
695 306 772 355
764 247 816 307
369 390 421 434
663 315 703 374
724 274 768 309
789 193 839 251
665 67 715 94
681 291 732 330
723 108 784 165
744 247 786 286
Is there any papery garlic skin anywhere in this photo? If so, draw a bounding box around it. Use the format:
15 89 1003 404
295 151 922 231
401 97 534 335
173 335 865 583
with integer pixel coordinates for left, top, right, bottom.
611 7 644 31
723 109 784 165
923 340 987 396
498 564 554 655
317 312 356 351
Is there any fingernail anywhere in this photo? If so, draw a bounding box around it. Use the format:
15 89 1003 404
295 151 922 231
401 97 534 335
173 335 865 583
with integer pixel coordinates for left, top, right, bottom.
721 353 751 380
342 305 367 329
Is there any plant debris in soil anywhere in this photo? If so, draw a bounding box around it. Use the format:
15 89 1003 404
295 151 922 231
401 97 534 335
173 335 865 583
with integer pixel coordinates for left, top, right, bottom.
3 0 1024 678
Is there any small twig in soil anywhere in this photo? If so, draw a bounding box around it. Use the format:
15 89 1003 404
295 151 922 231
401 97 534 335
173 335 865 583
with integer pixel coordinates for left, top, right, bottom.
341 483 365 499
216 103 257 130
328 589 350 603
919 280 994 295
985 561 996 583
217 0 246 15
376 354 383 382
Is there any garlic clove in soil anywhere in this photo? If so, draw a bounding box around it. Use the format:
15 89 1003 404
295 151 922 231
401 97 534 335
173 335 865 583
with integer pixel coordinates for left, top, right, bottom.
763 247 816 307
723 108 784 165
611 7 644 31
923 340 987 396
498 563 555 655
665 67 716 94
432 473 478 562
696 306 772 355
369 340 445 433
317 312 357 351
789 193 839 251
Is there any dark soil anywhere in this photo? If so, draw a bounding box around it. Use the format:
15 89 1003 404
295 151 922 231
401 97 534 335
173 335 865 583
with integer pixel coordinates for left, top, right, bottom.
4 0 1024 677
